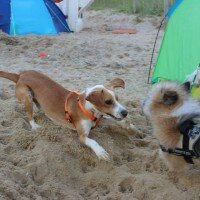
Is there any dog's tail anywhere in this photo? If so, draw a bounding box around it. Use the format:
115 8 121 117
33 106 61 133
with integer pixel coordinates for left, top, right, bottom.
0 71 19 83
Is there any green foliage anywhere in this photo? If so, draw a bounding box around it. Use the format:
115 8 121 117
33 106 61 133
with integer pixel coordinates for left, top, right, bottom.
90 0 133 13
90 0 164 16
135 0 163 15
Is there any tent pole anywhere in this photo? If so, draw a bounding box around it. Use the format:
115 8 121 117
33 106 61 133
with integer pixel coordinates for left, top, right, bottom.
147 16 166 84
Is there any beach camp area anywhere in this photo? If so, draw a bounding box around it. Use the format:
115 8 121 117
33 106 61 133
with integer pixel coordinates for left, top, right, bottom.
0 1 200 199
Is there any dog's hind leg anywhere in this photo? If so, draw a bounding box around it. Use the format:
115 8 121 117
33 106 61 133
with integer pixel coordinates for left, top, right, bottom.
33 98 41 110
15 83 40 130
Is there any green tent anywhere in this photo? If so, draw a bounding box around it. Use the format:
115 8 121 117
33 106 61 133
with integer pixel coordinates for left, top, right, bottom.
152 0 200 83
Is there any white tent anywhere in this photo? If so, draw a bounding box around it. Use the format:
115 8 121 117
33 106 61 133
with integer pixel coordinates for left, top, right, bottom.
56 0 94 32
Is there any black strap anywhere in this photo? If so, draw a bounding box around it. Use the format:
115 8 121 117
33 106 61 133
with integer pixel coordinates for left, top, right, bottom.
179 119 195 164
160 145 196 156
160 118 200 164
182 133 194 164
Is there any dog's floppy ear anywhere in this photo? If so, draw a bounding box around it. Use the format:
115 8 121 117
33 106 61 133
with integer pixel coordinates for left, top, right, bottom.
182 81 191 92
86 90 103 104
106 78 125 89
162 91 178 105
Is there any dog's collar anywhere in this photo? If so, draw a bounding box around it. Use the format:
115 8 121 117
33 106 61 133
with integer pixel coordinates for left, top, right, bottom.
77 98 102 125
65 91 102 129
160 119 200 164
65 91 77 124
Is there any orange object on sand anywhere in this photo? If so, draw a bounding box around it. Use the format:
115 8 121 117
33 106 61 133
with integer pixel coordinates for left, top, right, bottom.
38 51 47 58
112 28 137 34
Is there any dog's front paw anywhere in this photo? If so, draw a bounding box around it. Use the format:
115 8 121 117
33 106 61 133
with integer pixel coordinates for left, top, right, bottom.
94 145 110 160
85 138 110 160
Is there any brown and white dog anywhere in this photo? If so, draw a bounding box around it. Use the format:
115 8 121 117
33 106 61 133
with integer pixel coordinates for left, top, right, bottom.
0 70 128 160
142 81 200 171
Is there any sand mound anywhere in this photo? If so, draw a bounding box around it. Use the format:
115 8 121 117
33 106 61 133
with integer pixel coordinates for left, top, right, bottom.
0 10 200 200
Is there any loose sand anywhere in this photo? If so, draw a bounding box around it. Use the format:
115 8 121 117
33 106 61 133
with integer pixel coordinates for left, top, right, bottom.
0 10 200 200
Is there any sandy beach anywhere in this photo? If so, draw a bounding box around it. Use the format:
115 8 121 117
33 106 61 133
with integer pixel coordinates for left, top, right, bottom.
0 10 200 200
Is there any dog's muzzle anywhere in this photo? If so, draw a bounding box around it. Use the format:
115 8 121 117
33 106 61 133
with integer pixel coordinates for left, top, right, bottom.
121 109 128 118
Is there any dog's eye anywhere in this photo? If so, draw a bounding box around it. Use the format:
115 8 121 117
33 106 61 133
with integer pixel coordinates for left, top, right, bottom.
105 100 113 105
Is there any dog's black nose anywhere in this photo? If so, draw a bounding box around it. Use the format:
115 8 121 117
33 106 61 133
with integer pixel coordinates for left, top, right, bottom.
121 110 128 117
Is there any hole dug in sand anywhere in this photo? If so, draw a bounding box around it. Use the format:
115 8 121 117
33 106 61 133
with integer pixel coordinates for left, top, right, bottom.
80 183 110 199
0 90 12 100
118 178 133 193
27 161 49 185
15 132 37 150
11 170 29 187
121 150 135 163
1 120 12 128
81 159 97 173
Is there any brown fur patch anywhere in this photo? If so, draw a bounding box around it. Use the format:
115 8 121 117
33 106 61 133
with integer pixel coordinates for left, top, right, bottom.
86 88 116 114
106 78 125 89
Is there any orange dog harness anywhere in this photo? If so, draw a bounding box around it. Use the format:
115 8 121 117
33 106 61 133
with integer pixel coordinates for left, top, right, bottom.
64 91 102 129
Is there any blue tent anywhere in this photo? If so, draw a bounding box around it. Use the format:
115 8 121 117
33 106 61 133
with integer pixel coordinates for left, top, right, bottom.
0 0 71 35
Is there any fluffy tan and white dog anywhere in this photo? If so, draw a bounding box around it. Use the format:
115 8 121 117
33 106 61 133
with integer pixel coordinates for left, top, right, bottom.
143 81 200 171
